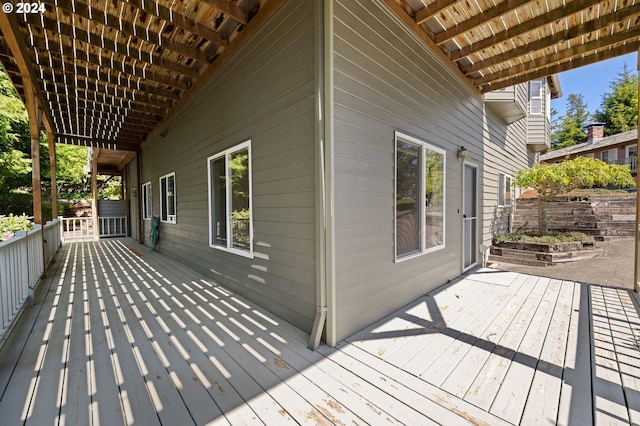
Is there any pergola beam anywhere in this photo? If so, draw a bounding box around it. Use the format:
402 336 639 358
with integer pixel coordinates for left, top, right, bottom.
51 0 211 64
56 135 141 152
434 0 534 45
462 3 640 74
478 41 640 92
127 0 228 48
415 0 459 25
473 32 640 84
449 0 601 61
198 0 249 25
22 13 198 80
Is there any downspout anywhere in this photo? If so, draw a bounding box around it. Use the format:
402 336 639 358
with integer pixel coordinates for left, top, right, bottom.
634 48 640 294
309 0 336 349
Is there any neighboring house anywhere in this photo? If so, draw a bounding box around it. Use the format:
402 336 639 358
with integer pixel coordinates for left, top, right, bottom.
129 1 560 345
540 124 638 176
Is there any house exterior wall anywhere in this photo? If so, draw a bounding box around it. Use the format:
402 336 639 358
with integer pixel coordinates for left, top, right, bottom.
331 0 532 341
481 111 533 243
526 78 551 151
139 0 317 332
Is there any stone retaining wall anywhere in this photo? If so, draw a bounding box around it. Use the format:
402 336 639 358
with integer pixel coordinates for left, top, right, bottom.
512 193 636 237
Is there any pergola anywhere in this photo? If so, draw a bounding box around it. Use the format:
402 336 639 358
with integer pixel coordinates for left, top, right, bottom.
0 0 638 286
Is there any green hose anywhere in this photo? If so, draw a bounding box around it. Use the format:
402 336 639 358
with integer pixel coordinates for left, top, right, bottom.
150 217 159 251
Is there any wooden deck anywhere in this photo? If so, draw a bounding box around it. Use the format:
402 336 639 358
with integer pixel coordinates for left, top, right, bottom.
0 240 638 425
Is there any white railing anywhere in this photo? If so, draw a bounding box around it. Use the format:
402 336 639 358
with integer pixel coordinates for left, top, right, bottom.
0 218 62 344
62 217 95 241
99 216 127 238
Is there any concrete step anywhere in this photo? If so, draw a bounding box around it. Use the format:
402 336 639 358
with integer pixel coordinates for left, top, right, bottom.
487 254 552 267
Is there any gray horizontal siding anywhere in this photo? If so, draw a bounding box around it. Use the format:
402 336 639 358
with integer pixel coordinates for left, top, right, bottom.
333 0 480 341
139 0 317 333
97 200 126 217
332 0 536 341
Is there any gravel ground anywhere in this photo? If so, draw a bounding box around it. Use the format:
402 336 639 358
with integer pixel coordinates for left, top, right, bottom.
490 237 636 290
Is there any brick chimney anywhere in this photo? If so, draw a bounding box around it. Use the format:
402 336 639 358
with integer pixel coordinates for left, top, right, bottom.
586 123 605 144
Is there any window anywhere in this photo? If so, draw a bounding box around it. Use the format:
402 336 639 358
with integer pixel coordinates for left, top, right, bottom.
601 150 609 163
208 141 253 257
159 172 176 223
529 80 542 115
498 173 512 207
395 132 445 260
142 182 152 220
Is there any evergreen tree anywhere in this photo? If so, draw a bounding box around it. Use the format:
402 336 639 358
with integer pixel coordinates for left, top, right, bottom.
549 94 590 150
594 64 638 136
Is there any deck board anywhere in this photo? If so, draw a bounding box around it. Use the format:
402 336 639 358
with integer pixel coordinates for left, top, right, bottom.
519 279 574 425
489 278 562 423
1 240 639 426
440 274 540 399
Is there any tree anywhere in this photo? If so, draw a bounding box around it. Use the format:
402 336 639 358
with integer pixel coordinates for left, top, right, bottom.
513 157 635 235
550 94 590 150
594 64 638 136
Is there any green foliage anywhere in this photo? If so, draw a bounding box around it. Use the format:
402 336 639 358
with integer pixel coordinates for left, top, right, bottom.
593 65 638 136
55 143 90 198
514 157 635 201
493 231 589 245
98 175 123 200
550 94 590 150
0 213 34 241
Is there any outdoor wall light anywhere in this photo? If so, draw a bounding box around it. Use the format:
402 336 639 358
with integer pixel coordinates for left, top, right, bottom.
457 146 468 159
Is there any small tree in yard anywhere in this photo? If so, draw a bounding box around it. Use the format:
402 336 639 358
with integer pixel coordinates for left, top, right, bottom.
513 157 635 235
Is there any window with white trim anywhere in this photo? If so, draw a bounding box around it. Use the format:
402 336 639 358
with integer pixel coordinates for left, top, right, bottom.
395 132 445 260
208 141 253 257
529 80 542 115
142 182 152 220
498 173 512 207
601 150 609 163
159 172 176 223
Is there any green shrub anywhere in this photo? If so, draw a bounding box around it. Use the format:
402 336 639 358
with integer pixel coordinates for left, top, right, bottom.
0 213 33 241
493 231 589 245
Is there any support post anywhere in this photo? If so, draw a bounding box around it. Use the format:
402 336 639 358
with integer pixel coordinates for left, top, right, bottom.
635 49 640 293
48 132 57 219
91 149 99 239
24 83 43 224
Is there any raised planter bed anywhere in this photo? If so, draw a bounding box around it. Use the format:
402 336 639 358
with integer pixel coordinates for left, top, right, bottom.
489 238 603 267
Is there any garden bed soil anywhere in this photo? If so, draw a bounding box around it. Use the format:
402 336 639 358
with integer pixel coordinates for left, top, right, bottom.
489 238 603 266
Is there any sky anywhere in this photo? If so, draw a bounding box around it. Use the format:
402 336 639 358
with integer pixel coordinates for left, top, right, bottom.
550 53 637 118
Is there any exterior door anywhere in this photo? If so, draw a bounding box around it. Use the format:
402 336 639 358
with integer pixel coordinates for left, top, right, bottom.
463 163 478 269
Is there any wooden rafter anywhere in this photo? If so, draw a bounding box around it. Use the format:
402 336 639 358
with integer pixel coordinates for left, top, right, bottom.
477 42 640 92
449 0 601 61
383 0 640 98
465 24 640 76
415 0 459 25
433 0 534 45
38 67 180 103
50 0 212 64
198 0 249 25
454 3 640 64
21 13 199 80
127 0 228 47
